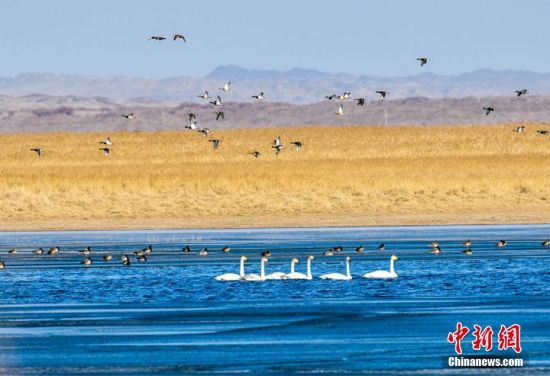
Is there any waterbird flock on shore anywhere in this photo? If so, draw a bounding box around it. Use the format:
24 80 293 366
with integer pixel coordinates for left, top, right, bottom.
23 33 550 160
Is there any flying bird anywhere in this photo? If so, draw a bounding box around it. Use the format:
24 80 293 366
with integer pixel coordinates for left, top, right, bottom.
515 89 528 97
483 107 495 115
252 92 265 100
30 148 43 157
335 104 344 115
325 94 337 100
99 137 112 145
537 130 549 135
188 113 197 121
250 150 262 158
185 121 198 130
209 139 222 150
417 57 429 66
99 147 111 156
515 126 525 133
220 82 231 92
214 111 225 120
173 34 186 42
354 98 365 106
122 113 135 119
290 141 303 151
198 128 210 138
198 91 210 100
273 136 282 148
210 96 222 106
376 91 389 100
150 36 166 41
337 92 351 100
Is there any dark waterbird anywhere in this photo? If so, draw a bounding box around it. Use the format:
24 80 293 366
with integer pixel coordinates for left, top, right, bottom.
290 141 303 151
483 107 495 115
209 139 222 150
214 111 225 120
515 89 528 97
496 240 507 248
417 57 429 66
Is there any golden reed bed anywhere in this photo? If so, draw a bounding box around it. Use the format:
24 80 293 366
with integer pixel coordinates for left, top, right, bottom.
1 124 549 231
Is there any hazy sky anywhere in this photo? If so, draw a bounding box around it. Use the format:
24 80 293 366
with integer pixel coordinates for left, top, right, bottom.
1 0 549 78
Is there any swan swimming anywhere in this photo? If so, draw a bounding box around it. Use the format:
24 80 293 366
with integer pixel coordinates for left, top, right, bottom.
284 255 314 280
243 257 268 281
319 256 352 280
265 258 296 280
363 255 399 279
215 256 248 281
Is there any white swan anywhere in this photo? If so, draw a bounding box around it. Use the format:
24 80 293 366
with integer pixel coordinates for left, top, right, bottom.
266 258 296 280
243 257 268 281
363 255 399 279
215 256 248 281
284 256 314 280
319 256 352 280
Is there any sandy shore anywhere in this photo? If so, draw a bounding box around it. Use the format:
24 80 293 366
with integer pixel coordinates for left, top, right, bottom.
1 124 550 232
2 211 549 232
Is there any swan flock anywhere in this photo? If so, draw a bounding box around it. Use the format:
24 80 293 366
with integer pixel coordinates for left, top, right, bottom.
215 255 398 281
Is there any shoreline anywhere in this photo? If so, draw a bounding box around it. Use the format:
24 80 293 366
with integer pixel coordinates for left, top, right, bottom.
1 212 549 232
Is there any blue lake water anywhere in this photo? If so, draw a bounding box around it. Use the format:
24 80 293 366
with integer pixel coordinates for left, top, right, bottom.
0 224 549 375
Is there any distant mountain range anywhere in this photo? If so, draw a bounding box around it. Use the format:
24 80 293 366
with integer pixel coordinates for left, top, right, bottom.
2 66 550 103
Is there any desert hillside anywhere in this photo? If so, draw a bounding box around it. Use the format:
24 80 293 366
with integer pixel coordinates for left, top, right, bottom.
1 94 550 133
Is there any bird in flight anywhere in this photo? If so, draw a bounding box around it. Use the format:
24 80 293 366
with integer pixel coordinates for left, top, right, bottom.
250 150 262 158
214 111 225 120
290 141 303 151
210 96 222 106
150 36 166 41
336 104 344 115
376 91 389 100
173 34 186 42
198 128 210 138
337 92 351 100
99 147 111 156
515 126 525 133
186 120 198 130
30 148 43 157
515 89 528 97
122 113 135 119
483 107 495 115
99 137 112 145
220 82 231 92
188 113 197 121
325 94 337 100
354 98 365 106
198 91 210 100
417 57 429 66
537 130 549 135
209 139 222 150
272 136 283 155
252 92 265 100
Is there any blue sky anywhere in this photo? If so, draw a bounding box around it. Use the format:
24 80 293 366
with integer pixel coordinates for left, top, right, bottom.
0 0 549 78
